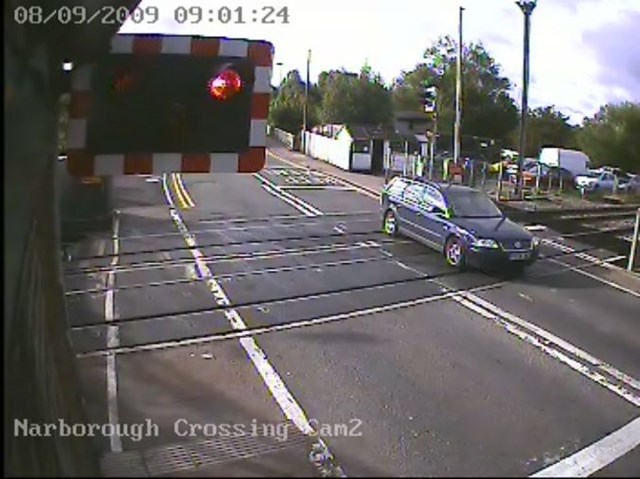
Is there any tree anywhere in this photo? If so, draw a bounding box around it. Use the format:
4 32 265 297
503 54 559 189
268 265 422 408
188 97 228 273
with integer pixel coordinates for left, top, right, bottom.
393 35 519 146
577 102 640 172
316 64 393 126
268 70 319 133
508 106 579 157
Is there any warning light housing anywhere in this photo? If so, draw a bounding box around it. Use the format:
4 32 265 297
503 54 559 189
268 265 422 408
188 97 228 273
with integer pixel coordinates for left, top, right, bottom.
208 69 243 100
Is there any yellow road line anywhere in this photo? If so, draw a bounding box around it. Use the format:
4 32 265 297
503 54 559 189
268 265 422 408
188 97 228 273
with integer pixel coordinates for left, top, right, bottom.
171 173 190 209
176 173 195 208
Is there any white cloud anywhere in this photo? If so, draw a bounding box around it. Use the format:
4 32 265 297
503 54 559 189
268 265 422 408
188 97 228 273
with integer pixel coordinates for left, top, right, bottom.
120 0 640 124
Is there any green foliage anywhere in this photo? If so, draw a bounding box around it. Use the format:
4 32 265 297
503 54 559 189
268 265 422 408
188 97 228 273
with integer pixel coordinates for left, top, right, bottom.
268 37 637 172
270 64 393 132
393 35 518 145
577 102 640 172
268 70 319 134
317 66 393 126
508 106 579 157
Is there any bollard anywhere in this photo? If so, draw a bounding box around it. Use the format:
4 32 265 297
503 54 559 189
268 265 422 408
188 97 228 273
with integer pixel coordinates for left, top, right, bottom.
628 208 640 271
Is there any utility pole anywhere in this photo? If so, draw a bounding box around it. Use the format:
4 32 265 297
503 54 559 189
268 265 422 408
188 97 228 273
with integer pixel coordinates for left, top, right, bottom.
276 62 284 86
421 82 438 179
515 0 537 198
429 92 438 180
453 6 464 165
302 49 311 154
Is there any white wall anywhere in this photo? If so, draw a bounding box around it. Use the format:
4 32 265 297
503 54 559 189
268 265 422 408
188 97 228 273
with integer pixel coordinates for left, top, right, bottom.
304 131 352 170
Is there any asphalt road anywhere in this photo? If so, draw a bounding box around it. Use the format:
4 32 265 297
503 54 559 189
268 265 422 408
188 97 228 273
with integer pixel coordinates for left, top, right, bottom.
62 147 640 477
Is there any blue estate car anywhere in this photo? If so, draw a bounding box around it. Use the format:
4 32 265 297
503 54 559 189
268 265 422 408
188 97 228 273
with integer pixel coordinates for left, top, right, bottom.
380 176 540 272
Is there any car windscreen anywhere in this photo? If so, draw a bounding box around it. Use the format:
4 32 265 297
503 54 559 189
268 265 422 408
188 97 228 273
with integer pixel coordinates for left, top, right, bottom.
446 189 503 218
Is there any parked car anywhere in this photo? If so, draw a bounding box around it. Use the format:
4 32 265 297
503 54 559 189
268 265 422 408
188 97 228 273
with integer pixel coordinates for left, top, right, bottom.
575 170 621 194
380 176 540 273
58 153 113 243
619 174 640 194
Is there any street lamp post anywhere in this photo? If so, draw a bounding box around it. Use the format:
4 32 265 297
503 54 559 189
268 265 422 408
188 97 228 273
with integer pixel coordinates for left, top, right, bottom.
453 6 464 166
515 0 537 198
302 50 311 154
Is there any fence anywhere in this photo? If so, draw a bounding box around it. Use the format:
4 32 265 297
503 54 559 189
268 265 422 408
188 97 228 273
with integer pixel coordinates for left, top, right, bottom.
273 127 297 150
303 131 352 170
5 38 100 476
383 153 591 200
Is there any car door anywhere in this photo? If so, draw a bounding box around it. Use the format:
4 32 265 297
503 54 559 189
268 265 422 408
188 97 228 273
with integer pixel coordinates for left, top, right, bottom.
417 185 450 247
397 182 426 237
599 172 615 191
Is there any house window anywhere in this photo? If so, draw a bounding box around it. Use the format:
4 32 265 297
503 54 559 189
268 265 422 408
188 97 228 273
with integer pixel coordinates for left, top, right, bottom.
353 140 370 153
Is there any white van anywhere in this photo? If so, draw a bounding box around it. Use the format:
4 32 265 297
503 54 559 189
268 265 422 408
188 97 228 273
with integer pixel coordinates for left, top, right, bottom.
538 148 591 177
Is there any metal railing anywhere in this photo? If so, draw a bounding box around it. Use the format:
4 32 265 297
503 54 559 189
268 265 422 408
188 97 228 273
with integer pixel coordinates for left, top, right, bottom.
273 127 297 150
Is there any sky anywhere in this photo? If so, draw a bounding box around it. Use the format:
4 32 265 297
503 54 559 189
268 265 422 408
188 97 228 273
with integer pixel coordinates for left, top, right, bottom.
120 0 640 125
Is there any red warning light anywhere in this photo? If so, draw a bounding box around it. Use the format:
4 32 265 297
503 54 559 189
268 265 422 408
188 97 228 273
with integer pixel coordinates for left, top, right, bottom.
114 71 135 93
208 69 243 100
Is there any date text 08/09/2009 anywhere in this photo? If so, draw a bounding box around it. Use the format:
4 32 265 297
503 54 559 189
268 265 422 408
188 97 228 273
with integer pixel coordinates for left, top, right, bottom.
13 5 291 26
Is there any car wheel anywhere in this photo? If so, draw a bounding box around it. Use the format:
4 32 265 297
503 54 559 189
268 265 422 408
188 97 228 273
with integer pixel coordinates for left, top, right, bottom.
383 209 399 236
445 235 466 270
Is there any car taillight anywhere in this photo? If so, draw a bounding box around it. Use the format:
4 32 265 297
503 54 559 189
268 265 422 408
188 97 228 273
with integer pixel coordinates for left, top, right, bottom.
208 69 243 101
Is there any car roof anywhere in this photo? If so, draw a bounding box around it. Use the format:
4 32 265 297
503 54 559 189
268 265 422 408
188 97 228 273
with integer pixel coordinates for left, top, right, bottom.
393 176 478 195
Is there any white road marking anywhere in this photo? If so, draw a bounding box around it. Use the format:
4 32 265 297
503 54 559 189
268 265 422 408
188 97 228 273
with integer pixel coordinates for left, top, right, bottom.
530 416 640 477
280 185 356 191
77 279 509 358
105 213 122 453
70 248 388 298
542 239 640 298
160 174 344 476
451 293 640 410
255 172 324 217
266 150 380 200
458 292 640 400
518 292 534 302
162 173 176 209
261 182 319 217
525 225 547 231
385 254 640 405
547 256 640 299
196 210 375 226
82 243 635 357
66 238 409 282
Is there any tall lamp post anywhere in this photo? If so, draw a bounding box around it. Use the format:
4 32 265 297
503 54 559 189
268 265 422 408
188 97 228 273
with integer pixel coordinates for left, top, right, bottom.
515 0 537 198
302 50 311 154
453 6 464 166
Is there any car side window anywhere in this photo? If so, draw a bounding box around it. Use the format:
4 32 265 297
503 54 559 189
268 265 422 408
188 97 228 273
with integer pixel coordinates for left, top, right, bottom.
386 178 407 198
403 184 425 206
420 185 447 214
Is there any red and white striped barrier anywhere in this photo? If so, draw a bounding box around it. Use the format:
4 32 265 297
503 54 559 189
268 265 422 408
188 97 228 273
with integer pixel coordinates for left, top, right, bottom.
67 34 274 176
